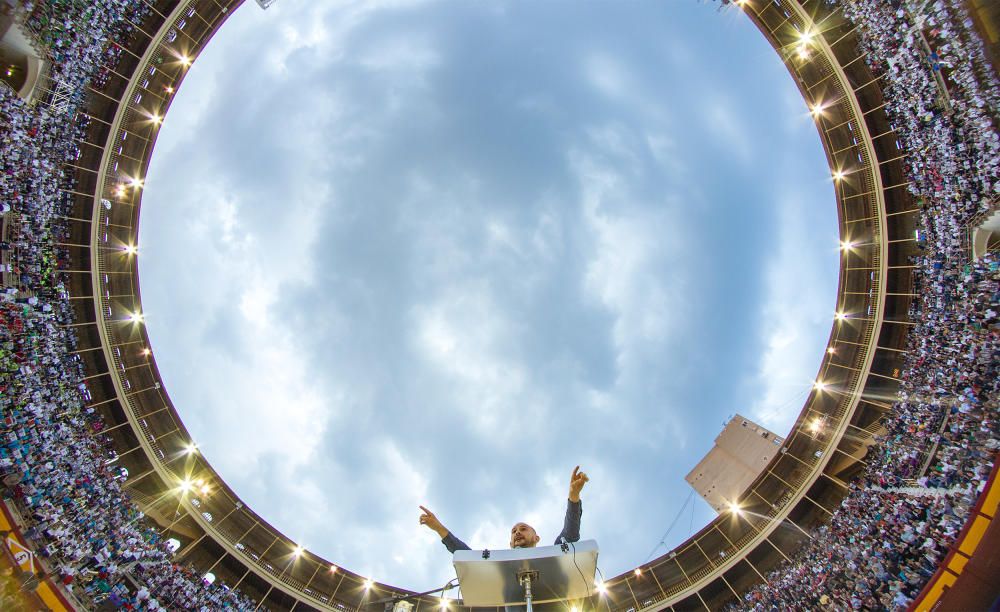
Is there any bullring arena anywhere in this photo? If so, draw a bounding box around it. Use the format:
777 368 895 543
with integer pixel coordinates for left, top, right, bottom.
0 0 998 609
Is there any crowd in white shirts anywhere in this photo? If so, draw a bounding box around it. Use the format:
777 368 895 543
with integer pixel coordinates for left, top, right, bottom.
735 0 999 609
1 1 261 609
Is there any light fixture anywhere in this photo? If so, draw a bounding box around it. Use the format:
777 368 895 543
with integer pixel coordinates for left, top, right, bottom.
363 578 374 591
833 169 846 181
813 380 827 391
151 114 162 125
123 244 138 255
178 479 193 493
165 86 174 94
185 443 198 455
634 568 642 577
329 565 338 573
200 484 211 495
596 580 608 595
827 347 835 354
797 45 810 60
128 312 144 323
293 545 304 557
142 348 151 356
129 176 144 188
439 598 449 609
180 55 192 66
809 418 823 433
811 103 824 117
834 311 848 322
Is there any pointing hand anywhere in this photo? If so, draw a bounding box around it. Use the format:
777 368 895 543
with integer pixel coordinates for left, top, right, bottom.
419 505 449 538
568 466 589 502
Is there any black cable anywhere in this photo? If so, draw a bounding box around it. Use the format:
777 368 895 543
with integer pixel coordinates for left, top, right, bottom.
566 539 590 612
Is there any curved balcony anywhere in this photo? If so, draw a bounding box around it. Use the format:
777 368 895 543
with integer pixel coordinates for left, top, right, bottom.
59 0 918 609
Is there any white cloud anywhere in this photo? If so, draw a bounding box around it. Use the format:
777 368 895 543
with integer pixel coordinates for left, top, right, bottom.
748 191 838 433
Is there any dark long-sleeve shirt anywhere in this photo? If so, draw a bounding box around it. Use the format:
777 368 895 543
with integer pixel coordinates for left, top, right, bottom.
441 499 582 553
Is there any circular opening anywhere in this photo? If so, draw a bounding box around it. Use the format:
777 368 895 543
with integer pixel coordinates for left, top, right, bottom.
140 0 837 590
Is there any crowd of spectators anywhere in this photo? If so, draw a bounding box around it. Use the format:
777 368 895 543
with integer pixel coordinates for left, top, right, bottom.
736 0 999 609
1 0 997 611
1 1 260 609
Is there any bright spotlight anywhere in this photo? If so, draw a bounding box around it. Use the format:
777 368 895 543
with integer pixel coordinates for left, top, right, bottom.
178 479 193 493
180 55 192 66
834 311 848 322
329 565 338 573
165 86 174 94
797 45 810 60
809 418 823 433
833 169 846 181
129 176 144 188
728 502 742 515
814 380 827 391
184 443 198 455
634 568 642 577
128 312 144 323
123 244 138 255
151 114 162 125
293 545 304 557
827 347 836 354
142 348 151 356
596 581 608 596
200 485 211 495
363 578 374 591
439 598 449 609
811 103 824 117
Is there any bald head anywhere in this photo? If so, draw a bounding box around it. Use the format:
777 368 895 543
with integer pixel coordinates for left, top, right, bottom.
510 522 541 548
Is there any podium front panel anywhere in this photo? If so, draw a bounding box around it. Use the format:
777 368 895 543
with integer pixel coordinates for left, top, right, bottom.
453 540 598 607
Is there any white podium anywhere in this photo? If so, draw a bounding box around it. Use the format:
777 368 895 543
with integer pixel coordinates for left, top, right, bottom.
453 540 599 610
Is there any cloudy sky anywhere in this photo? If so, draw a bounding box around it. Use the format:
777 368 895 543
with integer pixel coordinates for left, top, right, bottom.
138 0 838 591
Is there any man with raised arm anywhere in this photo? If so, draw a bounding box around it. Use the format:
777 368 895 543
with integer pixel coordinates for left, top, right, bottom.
419 466 590 552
